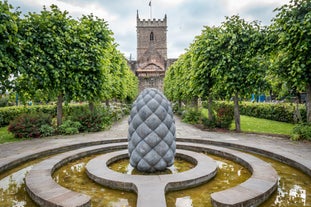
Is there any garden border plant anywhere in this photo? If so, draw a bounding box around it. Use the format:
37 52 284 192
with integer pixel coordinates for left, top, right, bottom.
5 103 131 139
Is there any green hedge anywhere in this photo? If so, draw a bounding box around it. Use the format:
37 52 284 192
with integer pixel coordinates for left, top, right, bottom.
205 101 306 124
0 103 131 127
239 102 306 123
0 105 57 127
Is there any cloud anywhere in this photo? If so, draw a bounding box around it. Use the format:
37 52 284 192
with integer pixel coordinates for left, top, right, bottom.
157 0 187 7
220 0 289 24
8 0 291 59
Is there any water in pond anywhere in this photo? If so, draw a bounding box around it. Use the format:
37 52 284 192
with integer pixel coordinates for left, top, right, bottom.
166 153 311 207
108 157 195 175
257 154 311 207
166 154 251 207
1 152 311 206
53 155 137 207
0 159 45 207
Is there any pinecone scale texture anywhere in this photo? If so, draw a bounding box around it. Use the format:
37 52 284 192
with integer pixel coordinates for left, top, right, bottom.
128 88 176 172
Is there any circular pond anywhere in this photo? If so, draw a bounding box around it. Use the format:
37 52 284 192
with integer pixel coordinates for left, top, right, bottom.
0 149 310 206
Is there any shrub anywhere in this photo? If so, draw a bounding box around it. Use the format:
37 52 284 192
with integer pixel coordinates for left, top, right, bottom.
202 116 216 129
109 103 131 122
1 102 130 132
182 108 201 124
291 123 311 141
0 97 9 107
70 106 108 132
8 112 52 138
214 102 234 129
0 105 56 127
203 101 306 124
40 124 55 137
58 120 81 135
239 102 306 123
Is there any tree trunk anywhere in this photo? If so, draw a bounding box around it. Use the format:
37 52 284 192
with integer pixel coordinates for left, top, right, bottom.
306 83 311 123
89 102 95 113
234 92 241 132
191 97 199 109
294 101 302 123
208 96 213 121
105 100 110 107
178 100 182 109
57 94 63 127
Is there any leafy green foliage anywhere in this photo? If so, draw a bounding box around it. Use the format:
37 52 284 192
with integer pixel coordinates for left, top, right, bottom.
14 5 138 126
270 0 311 122
165 15 266 132
0 1 21 92
212 16 266 98
106 46 139 102
164 52 194 102
0 105 56 127
201 116 216 129
240 102 306 123
8 112 52 138
213 16 266 131
69 105 109 132
58 120 81 135
181 108 202 124
205 101 306 124
0 96 10 107
213 102 234 129
291 122 311 141
68 14 114 102
190 26 221 99
40 124 55 137
0 126 15 144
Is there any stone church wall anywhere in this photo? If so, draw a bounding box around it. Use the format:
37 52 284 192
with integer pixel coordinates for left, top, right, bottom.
128 12 176 92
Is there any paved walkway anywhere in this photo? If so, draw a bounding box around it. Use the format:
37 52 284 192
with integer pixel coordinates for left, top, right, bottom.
0 116 311 176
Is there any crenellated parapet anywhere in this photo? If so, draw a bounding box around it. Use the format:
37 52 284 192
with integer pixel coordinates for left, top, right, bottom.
137 11 167 27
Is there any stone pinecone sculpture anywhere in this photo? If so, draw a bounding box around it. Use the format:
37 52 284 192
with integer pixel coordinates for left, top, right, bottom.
128 88 176 172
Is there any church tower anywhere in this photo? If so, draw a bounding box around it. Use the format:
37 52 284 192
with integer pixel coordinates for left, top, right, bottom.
137 12 167 61
135 11 168 91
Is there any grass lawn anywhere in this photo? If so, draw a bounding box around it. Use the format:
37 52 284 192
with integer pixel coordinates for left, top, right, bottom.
0 127 18 144
201 108 294 136
230 115 294 136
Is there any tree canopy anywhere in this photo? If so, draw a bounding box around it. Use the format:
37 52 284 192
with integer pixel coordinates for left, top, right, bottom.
1 3 138 125
164 15 266 131
0 0 21 92
270 0 311 122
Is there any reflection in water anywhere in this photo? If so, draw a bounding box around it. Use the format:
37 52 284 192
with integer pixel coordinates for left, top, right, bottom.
166 155 251 207
0 166 37 207
176 196 193 207
167 153 311 207
110 198 130 207
109 157 194 175
289 185 306 205
53 155 137 207
259 155 310 207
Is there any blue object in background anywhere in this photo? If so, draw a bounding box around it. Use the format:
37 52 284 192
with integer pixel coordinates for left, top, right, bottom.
258 94 266 102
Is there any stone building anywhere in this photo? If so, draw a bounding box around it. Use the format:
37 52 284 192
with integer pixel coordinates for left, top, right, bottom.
129 11 176 92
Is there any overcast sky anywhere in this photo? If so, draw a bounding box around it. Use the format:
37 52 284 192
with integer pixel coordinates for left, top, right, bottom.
9 0 290 59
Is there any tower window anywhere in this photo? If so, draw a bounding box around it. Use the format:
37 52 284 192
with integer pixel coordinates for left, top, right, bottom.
150 32 154 41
